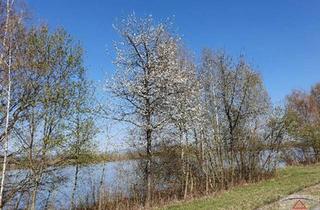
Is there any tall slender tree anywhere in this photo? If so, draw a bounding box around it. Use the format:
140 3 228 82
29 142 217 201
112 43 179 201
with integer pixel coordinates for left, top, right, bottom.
0 1 13 207
69 73 97 210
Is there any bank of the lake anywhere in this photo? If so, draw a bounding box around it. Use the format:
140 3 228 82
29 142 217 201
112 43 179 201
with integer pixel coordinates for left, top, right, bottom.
162 163 320 210
3 152 139 171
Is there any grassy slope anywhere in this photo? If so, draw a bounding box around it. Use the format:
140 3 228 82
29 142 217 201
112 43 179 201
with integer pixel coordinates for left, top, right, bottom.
163 164 320 210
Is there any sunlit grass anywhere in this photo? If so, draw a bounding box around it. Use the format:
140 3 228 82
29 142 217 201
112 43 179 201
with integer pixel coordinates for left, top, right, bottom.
163 164 320 210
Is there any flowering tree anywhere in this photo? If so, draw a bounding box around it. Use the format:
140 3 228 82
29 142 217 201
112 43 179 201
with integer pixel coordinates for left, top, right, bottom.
107 14 195 206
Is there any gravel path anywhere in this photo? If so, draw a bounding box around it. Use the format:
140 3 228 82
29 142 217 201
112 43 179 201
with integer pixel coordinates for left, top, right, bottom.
258 183 320 210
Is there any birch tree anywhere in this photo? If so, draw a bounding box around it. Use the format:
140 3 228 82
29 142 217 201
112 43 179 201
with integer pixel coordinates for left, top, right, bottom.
199 49 225 190
6 25 92 209
0 3 52 207
68 73 97 210
0 0 13 207
198 50 279 188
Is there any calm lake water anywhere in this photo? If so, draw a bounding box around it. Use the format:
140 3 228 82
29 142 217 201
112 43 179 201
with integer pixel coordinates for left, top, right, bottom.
7 160 136 210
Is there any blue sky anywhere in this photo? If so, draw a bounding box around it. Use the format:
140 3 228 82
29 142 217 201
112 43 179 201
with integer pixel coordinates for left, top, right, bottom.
26 0 320 151
27 0 320 105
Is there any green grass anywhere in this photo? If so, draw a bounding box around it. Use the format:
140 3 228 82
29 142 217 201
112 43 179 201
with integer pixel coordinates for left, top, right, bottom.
163 164 320 210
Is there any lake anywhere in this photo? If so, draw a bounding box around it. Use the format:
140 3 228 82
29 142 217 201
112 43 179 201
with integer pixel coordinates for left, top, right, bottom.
6 160 136 210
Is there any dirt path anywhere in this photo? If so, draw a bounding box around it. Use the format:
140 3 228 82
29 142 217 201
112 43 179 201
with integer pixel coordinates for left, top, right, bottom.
258 183 320 210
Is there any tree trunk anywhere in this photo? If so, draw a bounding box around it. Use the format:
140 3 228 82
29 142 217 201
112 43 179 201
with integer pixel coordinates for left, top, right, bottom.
183 165 189 199
183 130 189 199
145 128 152 208
70 163 79 210
98 166 105 210
31 180 40 210
0 1 12 208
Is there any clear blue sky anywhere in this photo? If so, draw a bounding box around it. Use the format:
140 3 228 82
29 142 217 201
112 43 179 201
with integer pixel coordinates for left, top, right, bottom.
27 0 320 104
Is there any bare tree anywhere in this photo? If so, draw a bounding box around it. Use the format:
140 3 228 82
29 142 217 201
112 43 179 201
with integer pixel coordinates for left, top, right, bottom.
286 82 320 162
198 50 281 190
